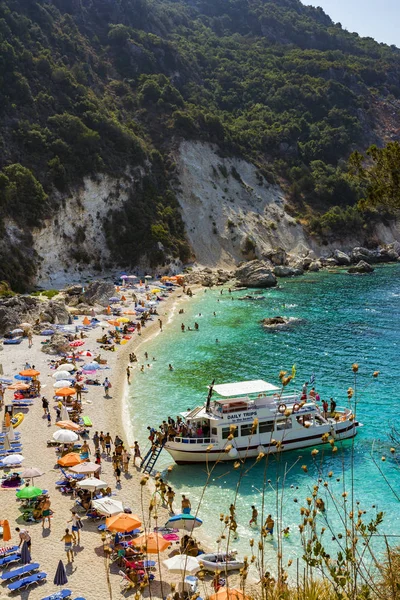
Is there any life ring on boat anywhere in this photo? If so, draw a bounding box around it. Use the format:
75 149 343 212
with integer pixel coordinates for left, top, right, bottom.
292 403 300 413
278 403 287 414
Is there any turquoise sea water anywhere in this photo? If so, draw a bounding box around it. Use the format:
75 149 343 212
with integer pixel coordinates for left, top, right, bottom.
127 264 400 567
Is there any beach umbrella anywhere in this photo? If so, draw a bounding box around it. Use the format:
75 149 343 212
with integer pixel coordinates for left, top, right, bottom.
82 317 91 326
131 532 170 553
106 513 141 532
84 362 101 370
11 328 24 335
16 486 43 499
7 426 15 442
56 364 75 373
144 275 152 279
109 297 120 303
56 420 82 432
14 375 31 381
123 310 135 315
58 453 82 467
7 382 30 390
2 519 11 542
70 340 84 347
2 454 24 466
2 435 10 451
4 413 11 428
163 555 200 575
53 430 79 443
53 380 74 389
53 371 71 380
55 387 76 397
54 559 68 586
69 461 100 474
19 322 32 329
19 369 40 377
116 317 130 323
107 320 121 327
60 406 70 422
165 514 203 531
82 351 94 357
21 467 44 480
151 289 161 294
79 477 107 491
91 498 124 517
21 540 31 565
210 589 250 600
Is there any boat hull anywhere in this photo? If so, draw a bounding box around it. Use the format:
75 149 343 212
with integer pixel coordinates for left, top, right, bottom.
164 423 357 464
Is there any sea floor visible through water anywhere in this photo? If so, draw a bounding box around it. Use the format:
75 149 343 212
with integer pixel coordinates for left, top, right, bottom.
126 264 400 569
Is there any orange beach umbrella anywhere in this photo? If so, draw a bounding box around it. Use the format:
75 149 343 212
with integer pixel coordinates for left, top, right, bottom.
19 369 40 377
4 413 10 428
55 421 82 431
55 387 76 397
83 317 91 325
210 589 250 600
0 520 11 542
131 532 170 553
106 513 142 533
58 453 82 467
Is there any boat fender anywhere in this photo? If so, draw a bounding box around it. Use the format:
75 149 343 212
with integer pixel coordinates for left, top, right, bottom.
292 403 300 413
330 424 336 439
278 403 287 414
228 447 238 458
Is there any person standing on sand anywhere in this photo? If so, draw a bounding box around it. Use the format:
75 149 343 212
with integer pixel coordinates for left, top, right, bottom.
93 431 99 451
28 330 33 348
99 431 105 453
249 505 258 526
181 494 191 514
181 323 185 332
42 495 52 529
104 432 112 456
115 464 121 485
61 529 74 563
103 377 111 398
133 441 141 466
122 448 130 473
69 509 81 545
166 487 175 513
42 396 49 415
126 366 131 384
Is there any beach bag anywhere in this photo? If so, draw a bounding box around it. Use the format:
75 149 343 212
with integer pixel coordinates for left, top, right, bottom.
77 518 84 530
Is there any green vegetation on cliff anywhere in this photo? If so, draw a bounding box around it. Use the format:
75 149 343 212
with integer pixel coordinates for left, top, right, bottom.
0 0 399 287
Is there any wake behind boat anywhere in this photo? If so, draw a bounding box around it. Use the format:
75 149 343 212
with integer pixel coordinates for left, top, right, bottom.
146 379 359 466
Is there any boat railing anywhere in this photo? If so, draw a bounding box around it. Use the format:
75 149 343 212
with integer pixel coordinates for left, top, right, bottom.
172 436 218 445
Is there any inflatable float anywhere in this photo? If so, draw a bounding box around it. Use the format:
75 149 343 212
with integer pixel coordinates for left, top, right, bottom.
11 413 24 429
200 553 244 572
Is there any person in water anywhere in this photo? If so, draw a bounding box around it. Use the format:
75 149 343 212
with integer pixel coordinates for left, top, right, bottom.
249 505 258 526
265 514 274 535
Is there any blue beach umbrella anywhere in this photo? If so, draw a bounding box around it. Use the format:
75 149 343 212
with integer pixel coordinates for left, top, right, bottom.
165 514 203 531
54 559 68 586
21 540 31 565
84 362 101 370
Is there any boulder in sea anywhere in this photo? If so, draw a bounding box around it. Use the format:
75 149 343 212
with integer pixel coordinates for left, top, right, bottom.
261 315 304 329
348 260 374 274
333 249 351 265
308 260 321 272
378 245 399 262
273 266 304 277
83 280 115 306
350 247 376 264
234 260 277 288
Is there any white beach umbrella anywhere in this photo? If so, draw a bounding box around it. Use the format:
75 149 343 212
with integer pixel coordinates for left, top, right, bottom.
69 462 100 475
60 405 69 421
56 364 75 372
163 555 200 575
6 426 15 442
91 497 124 516
53 430 79 443
53 371 71 380
2 454 24 466
53 380 73 389
3 435 11 451
79 477 107 491
21 467 44 479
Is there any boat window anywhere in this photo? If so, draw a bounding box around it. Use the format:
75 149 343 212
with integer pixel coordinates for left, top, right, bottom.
259 421 274 433
222 427 239 439
241 423 254 437
211 428 217 435
275 419 292 430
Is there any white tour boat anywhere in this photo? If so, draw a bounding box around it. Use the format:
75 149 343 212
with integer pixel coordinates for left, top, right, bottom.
163 379 358 465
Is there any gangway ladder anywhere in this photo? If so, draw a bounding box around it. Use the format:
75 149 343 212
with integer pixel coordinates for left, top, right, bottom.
141 443 164 475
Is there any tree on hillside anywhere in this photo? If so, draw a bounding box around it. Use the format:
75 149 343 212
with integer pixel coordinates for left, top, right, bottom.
349 142 400 210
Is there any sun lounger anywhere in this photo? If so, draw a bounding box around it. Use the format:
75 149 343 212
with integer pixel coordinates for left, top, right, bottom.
1 562 40 581
0 553 21 567
41 588 72 600
8 571 46 591
0 546 19 557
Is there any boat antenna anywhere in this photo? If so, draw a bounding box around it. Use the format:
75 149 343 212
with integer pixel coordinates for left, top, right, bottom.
206 379 215 412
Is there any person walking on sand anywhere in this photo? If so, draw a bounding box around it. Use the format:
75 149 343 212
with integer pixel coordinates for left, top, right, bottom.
104 432 112 456
133 441 141 467
159 319 163 331
249 505 258 526
28 330 33 348
115 464 121 485
126 366 131 384
69 510 81 545
47 411 51 426
122 448 130 473
103 377 111 398
42 396 49 415
93 431 99 451
42 495 52 529
61 528 74 563
167 486 175 513
99 431 105 453
181 494 191 514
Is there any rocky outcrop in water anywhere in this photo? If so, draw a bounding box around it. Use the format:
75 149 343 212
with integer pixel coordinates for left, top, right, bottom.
261 315 304 328
273 266 303 277
348 260 374 274
234 260 277 288
333 250 351 265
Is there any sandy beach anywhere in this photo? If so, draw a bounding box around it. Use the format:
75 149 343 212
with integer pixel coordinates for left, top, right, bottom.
0 285 202 600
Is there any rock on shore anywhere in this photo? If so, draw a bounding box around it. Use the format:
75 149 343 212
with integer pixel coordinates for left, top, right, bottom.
0 296 69 334
234 260 277 288
348 260 375 274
